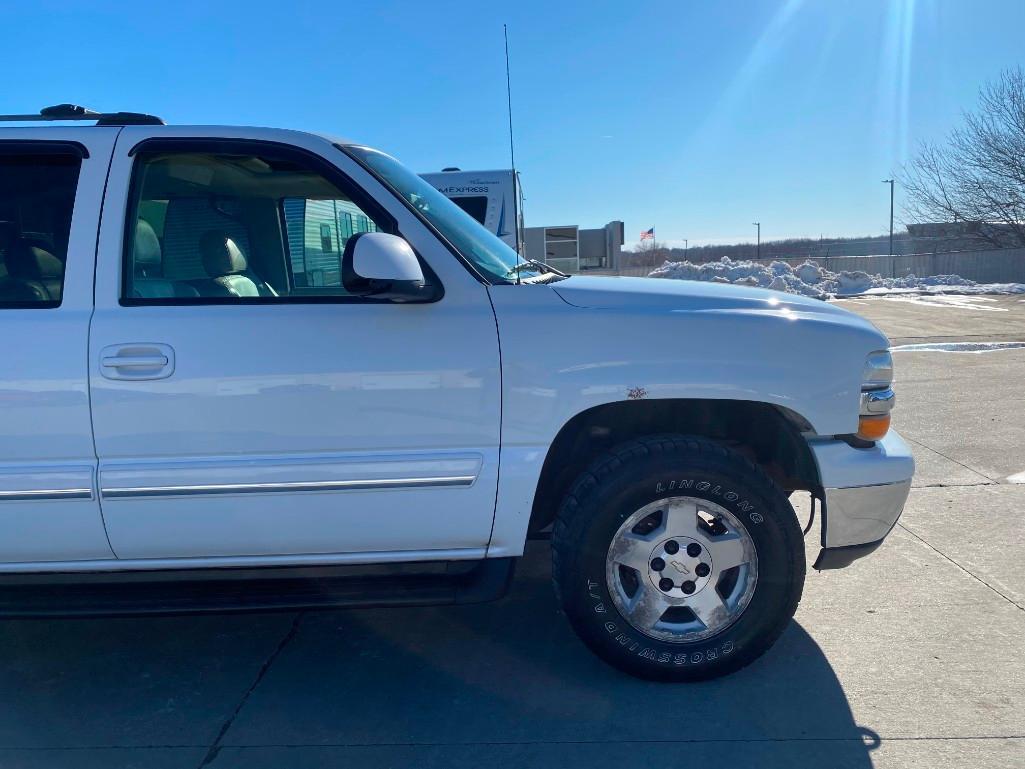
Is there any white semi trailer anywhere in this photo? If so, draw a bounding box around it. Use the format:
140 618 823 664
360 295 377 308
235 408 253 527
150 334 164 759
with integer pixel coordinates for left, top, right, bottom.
420 168 524 255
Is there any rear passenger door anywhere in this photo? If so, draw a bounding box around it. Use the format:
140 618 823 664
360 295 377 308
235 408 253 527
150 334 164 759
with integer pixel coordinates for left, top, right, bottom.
0 129 117 563
89 128 502 562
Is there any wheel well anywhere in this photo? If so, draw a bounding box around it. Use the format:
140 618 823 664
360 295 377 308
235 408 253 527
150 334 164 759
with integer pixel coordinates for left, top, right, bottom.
528 399 820 535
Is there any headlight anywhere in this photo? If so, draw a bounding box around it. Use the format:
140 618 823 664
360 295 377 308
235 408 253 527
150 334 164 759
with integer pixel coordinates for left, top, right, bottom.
862 350 893 389
858 350 894 441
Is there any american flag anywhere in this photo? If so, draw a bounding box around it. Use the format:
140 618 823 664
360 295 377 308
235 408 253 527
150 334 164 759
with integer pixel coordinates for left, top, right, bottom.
640 227 654 240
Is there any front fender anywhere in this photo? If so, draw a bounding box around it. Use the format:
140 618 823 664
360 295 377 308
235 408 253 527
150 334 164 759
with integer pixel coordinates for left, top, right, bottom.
484 281 889 557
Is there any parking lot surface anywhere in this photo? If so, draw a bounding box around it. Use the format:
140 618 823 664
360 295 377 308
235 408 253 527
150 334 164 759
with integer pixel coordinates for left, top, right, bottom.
2 294 1024 768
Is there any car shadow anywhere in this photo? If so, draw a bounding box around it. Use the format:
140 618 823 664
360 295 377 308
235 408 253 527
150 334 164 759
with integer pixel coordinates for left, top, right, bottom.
0 543 879 768
222 542 881 767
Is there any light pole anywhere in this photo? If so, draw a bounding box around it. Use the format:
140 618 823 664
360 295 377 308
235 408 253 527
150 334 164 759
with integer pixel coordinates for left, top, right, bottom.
752 222 761 260
881 179 894 258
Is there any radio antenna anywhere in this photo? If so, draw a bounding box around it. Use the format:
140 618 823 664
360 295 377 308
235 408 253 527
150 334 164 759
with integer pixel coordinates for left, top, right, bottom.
504 24 517 173
504 23 524 281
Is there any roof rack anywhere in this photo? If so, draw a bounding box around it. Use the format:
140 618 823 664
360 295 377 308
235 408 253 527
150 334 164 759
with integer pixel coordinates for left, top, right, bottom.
0 104 165 126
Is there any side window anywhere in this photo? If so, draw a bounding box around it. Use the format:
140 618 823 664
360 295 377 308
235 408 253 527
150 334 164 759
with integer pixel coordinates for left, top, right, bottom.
0 150 82 307
123 147 392 303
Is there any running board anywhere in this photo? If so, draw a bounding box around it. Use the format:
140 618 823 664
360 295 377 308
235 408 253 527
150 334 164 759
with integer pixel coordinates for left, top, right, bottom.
0 558 517 618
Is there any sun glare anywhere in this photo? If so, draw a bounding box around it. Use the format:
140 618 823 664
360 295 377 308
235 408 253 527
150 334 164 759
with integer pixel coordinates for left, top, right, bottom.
689 0 807 149
876 0 918 170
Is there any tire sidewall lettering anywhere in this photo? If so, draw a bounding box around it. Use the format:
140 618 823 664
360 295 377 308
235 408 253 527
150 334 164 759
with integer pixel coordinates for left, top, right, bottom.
654 479 760 524
598 617 736 666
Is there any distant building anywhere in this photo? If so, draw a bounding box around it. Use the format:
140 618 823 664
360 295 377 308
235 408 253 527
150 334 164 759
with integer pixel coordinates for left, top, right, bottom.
524 221 625 273
906 221 1021 252
420 166 624 273
906 221 987 238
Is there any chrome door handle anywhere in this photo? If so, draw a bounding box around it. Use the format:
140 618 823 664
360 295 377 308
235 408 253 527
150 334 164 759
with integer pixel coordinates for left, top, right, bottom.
98 344 175 381
101 356 168 369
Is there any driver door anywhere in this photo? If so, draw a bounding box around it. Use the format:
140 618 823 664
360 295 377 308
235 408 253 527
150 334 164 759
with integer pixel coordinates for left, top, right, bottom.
89 128 502 562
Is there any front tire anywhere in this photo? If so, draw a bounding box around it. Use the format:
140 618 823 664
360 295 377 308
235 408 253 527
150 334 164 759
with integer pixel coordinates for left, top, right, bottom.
552 435 805 681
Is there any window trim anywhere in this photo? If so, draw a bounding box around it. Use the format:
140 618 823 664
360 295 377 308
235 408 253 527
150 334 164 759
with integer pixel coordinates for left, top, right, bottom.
119 137 442 307
0 143 85 310
0 140 89 159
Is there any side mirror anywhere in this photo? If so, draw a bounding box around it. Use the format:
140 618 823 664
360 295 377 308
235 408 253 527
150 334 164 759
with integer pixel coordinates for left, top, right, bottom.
342 232 438 302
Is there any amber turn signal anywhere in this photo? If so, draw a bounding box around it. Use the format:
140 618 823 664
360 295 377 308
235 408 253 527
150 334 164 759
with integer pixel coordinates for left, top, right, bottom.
857 414 890 441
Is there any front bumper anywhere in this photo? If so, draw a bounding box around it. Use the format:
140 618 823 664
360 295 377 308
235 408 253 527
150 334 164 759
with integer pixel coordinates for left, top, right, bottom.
808 430 915 570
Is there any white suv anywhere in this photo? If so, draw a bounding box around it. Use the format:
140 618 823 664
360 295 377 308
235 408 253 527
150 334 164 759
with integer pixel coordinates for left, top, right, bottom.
0 105 913 681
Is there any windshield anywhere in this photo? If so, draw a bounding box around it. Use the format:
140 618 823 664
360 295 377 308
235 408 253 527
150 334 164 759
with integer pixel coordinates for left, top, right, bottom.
343 146 540 283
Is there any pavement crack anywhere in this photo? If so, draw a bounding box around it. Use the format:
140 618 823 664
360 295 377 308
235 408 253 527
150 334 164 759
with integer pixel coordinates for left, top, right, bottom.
914 481 996 488
203 735 1025 749
902 436 997 483
6 735 1025 753
198 612 304 768
898 523 1024 612
0 745 208 752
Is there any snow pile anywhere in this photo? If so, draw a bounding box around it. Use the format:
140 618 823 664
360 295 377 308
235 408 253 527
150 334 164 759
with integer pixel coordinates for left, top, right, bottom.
648 256 1025 299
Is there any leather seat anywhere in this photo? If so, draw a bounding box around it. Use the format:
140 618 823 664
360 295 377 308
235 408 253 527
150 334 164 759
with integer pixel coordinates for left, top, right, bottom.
131 220 199 299
195 230 264 298
0 239 64 302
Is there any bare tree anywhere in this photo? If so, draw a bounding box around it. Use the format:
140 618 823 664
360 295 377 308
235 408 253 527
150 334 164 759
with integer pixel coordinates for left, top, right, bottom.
902 67 1025 248
622 239 670 270
646 239 669 270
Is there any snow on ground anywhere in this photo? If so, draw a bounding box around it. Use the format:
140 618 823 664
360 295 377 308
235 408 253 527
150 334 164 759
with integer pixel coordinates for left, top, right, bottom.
891 341 1025 353
847 294 1013 311
648 256 1025 299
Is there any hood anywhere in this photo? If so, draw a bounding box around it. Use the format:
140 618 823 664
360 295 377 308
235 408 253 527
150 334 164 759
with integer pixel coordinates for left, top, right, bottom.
552 275 875 326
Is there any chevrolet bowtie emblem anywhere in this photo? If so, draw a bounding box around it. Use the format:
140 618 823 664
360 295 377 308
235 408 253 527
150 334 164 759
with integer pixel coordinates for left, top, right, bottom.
671 560 691 575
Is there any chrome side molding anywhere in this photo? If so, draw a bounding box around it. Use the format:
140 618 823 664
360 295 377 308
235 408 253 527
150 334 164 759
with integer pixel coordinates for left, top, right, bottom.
101 475 476 499
0 488 93 502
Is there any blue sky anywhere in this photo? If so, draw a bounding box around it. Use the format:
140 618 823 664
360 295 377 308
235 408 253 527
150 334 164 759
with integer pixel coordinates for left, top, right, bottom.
4 0 1024 247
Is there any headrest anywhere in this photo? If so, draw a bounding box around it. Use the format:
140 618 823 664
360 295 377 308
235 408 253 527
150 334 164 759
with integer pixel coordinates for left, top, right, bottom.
134 220 162 269
199 230 248 276
6 240 63 279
